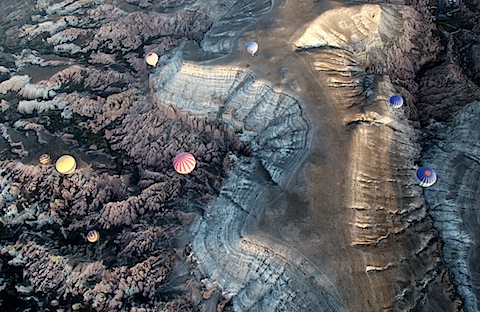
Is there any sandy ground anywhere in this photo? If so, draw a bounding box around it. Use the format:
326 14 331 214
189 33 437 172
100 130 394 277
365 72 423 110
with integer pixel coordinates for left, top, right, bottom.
186 0 366 309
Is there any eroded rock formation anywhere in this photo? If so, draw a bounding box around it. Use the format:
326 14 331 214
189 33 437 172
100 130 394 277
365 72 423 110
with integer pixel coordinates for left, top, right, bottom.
0 0 479 311
422 101 480 312
293 3 462 311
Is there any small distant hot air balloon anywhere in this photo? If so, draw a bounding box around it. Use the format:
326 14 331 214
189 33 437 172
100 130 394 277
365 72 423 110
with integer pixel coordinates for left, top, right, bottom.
415 166 437 187
87 230 100 243
173 152 196 174
55 155 76 175
389 95 404 108
39 154 51 165
145 52 159 67
246 42 258 56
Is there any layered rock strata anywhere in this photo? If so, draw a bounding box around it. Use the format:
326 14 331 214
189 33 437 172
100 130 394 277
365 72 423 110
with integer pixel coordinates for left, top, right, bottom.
150 56 348 310
196 0 272 54
294 4 458 311
422 101 480 312
151 56 308 186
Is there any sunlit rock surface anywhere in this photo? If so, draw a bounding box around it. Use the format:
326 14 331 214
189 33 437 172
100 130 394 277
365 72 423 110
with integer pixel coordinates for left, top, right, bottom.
1 0 480 310
151 57 308 185
149 55 340 310
294 3 460 311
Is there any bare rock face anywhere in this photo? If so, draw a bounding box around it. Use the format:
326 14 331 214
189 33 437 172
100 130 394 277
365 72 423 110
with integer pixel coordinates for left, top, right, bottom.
193 159 345 311
294 4 439 92
422 101 480 312
197 0 272 54
417 61 480 124
151 56 308 185
294 3 458 311
149 55 340 310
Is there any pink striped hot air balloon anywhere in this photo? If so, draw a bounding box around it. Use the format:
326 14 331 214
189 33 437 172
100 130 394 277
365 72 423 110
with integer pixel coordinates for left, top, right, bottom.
173 152 196 174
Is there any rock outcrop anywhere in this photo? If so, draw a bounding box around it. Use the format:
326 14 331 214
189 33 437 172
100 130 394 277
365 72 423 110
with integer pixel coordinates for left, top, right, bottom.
148 55 341 310
422 101 480 312
294 4 459 311
151 56 308 185
197 0 272 54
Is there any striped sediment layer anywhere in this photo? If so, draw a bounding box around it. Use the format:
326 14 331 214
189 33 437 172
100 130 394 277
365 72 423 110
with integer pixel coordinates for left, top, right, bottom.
293 3 458 311
150 55 351 310
151 56 308 186
422 101 480 312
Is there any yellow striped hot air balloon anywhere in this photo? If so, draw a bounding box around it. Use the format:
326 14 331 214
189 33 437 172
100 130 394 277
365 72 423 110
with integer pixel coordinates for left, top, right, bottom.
55 155 76 175
39 154 51 165
86 230 100 243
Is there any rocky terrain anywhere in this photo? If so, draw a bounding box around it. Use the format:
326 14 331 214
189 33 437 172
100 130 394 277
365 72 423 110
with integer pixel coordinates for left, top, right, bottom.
0 0 479 311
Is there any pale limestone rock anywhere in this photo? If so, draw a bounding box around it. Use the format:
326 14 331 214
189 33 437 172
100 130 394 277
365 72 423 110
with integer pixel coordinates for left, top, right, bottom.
294 5 393 51
18 18 69 41
0 100 10 112
18 83 58 100
193 160 345 311
53 43 84 54
294 4 439 89
17 99 67 114
152 57 308 185
46 28 90 45
46 0 105 16
0 75 30 94
295 4 449 309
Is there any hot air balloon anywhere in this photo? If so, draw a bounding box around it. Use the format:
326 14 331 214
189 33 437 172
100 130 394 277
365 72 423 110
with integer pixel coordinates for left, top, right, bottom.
246 42 258 56
173 152 196 174
39 154 51 165
87 230 100 243
415 166 437 187
389 95 404 108
145 52 159 67
55 155 76 175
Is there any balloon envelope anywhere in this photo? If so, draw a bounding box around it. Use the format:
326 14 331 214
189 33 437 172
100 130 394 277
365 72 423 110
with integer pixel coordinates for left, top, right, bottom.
173 152 196 174
39 154 51 165
415 166 437 187
389 95 404 108
87 230 100 243
55 155 76 174
145 52 159 67
246 42 258 56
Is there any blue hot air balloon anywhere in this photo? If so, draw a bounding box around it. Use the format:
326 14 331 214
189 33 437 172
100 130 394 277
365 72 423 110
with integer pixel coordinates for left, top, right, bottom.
415 166 437 187
389 95 404 108
246 42 258 56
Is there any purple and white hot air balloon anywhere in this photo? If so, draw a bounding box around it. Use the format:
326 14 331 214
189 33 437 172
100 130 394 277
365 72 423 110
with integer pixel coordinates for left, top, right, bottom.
415 166 437 187
389 95 404 108
246 42 258 56
173 152 196 174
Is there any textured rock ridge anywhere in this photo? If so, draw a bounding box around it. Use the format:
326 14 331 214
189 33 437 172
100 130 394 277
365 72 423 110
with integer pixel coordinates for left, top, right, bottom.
422 101 480 312
195 0 272 54
149 55 345 309
151 56 309 186
295 4 439 94
193 159 345 311
294 3 457 311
